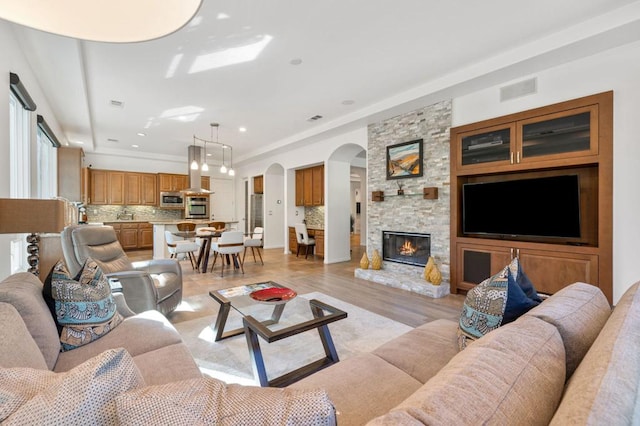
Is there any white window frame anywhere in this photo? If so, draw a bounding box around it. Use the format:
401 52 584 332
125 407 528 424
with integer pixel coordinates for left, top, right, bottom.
9 92 32 273
36 125 57 199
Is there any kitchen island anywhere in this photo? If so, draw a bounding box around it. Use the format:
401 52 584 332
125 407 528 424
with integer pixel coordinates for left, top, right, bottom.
151 220 239 260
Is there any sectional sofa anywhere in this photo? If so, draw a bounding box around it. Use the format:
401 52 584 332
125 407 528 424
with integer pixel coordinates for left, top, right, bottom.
1 270 638 425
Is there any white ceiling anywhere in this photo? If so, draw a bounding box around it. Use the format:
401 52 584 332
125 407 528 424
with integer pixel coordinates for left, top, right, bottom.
8 0 640 167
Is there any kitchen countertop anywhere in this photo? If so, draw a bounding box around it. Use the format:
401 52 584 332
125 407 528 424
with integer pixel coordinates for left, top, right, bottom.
149 219 239 225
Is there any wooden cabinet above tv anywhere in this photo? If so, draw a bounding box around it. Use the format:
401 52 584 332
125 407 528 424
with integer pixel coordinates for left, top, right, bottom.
450 91 613 303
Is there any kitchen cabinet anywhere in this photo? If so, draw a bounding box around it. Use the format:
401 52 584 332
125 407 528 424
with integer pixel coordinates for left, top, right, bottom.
91 169 157 206
57 147 84 202
89 169 108 204
90 169 125 205
201 176 210 191
119 223 138 250
104 222 152 250
288 226 324 258
158 173 188 192
295 170 305 205
125 173 157 206
295 165 324 206
450 91 613 302
138 222 153 249
314 229 324 257
253 175 264 194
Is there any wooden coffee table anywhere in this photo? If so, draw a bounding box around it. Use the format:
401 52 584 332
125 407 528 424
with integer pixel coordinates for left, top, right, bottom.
209 281 347 387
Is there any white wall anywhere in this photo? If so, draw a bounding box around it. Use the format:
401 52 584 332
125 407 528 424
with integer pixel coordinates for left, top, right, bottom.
0 22 67 279
264 171 285 249
453 40 640 303
235 128 367 259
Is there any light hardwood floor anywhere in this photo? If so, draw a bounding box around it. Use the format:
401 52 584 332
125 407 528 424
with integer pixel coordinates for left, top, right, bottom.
129 245 465 328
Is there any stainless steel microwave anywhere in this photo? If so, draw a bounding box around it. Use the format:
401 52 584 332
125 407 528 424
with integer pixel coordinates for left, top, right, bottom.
160 192 185 208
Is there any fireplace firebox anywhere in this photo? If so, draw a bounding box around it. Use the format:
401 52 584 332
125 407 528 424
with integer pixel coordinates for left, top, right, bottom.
382 231 431 267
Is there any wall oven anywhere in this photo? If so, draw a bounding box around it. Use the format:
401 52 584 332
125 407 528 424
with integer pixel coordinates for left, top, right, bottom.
160 192 185 208
185 195 209 219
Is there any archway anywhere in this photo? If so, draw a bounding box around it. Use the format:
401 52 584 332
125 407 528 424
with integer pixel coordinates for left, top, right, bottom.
325 144 367 263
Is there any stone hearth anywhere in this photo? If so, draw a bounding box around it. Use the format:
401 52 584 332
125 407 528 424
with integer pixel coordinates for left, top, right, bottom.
355 268 450 299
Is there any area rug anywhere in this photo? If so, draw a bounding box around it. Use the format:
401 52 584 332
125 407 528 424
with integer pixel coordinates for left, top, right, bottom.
174 292 413 385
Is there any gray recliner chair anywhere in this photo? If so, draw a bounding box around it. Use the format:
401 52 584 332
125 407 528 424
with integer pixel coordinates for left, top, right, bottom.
60 224 182 316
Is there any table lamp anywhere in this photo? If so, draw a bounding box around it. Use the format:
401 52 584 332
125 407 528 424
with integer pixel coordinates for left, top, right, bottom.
0 198 68 276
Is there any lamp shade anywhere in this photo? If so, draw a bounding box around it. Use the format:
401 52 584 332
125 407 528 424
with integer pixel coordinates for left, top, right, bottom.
0 0 203 43
0 199 67 234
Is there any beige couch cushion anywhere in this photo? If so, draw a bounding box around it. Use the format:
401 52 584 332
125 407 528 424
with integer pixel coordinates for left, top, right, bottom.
290 353 422 426
551 281 640 425
0 303 47 369
132 343 202 386
54 310 184 372
116 376 336 425
0 272 60 370
368 316 565 425
372 319 460 383
524 282 611 378
0 348 143 424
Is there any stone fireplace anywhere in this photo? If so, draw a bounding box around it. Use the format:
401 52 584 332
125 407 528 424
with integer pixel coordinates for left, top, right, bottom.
355 99 451 298
382 231 430 267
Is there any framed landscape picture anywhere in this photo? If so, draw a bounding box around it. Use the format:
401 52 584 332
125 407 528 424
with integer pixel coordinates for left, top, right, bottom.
386 139 423 180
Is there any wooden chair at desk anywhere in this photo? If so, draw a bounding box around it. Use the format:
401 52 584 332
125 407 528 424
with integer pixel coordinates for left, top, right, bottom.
294 223 316 259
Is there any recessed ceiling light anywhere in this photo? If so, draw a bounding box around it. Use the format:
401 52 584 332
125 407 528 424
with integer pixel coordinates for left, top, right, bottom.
107 138 119 143
239 127 247 132
290 58 303 65
137 132 146 137
131 144 139 148
73 140 84 145
341 100 355 105
217 12 230 20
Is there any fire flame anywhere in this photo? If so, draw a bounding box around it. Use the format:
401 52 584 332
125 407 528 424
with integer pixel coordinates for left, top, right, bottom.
399 240 417 256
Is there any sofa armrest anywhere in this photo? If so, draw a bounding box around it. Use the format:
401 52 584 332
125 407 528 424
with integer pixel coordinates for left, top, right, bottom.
115 376 336 425
112 292 136 318
106 271 157 313
132 259 182 277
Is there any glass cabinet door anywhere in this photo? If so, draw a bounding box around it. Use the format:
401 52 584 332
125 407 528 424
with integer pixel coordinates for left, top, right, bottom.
459 125 513 167
519 106 596 161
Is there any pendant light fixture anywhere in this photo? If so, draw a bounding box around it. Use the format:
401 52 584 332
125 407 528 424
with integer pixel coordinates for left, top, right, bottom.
193 122 234 176
228 146 235 176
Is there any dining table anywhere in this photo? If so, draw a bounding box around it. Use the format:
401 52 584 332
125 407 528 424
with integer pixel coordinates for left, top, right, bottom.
190 231 222 273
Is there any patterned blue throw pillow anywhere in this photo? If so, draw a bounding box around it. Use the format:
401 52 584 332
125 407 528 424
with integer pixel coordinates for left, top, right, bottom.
44 259 123 351
457 265 510 350
457 258 542 350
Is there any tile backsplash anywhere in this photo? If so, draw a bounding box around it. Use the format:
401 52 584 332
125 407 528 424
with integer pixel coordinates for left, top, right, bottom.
305 206 325 228
86 205 182 223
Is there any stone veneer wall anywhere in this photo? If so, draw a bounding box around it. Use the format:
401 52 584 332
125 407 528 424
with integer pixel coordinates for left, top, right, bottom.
366 99 452 284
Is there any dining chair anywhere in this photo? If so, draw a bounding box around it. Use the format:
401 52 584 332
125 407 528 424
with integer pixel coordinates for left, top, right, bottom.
176 222 196 232
208 221 226 232
294 223 316 259
209 230 245 276
165 230 199 269
243 227 264 265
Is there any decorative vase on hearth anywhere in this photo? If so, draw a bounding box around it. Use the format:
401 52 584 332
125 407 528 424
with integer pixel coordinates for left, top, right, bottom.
360 252 370 269
371 249 382 270
424 256 442 285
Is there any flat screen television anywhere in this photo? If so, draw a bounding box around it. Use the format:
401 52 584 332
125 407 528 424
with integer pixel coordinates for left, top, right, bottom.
462 175 581 240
